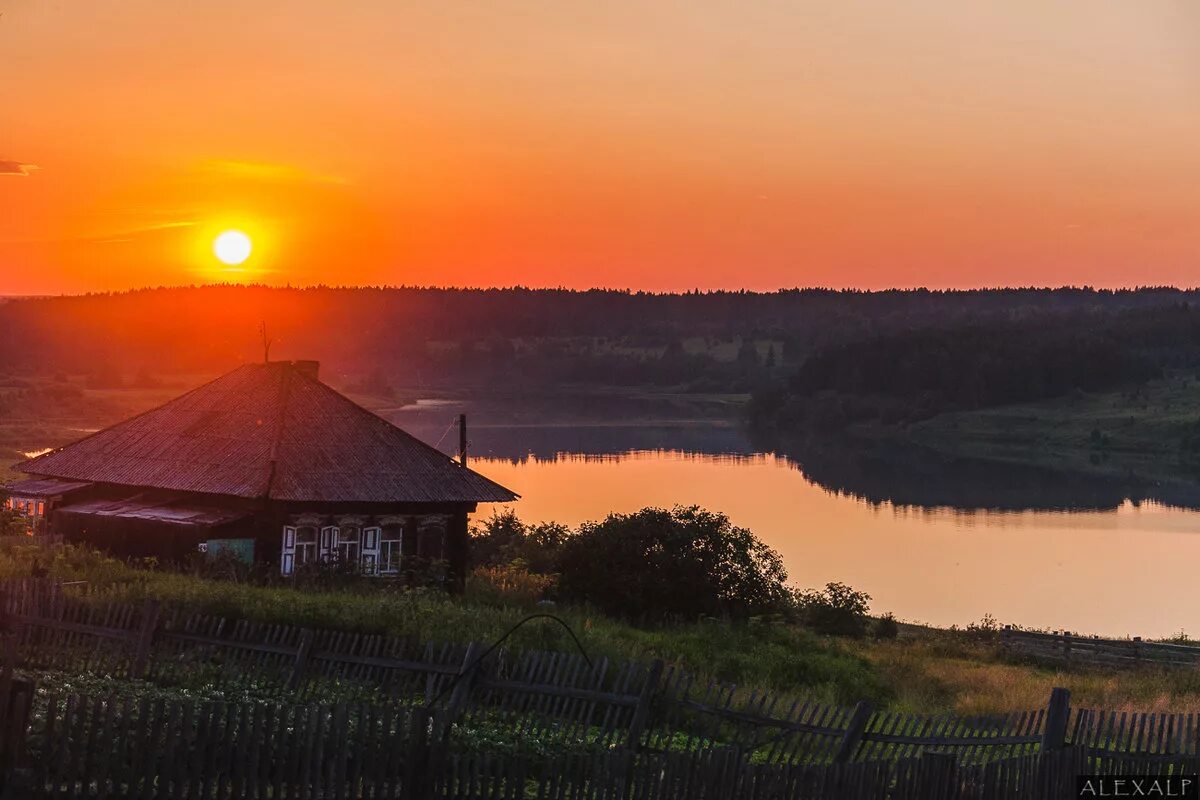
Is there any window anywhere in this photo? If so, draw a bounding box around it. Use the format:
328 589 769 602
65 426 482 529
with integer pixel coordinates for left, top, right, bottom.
295 526 318 565
320 526 336 561
417 525 446 561
361 527 381 574
380 524 403 574
336 526 360 563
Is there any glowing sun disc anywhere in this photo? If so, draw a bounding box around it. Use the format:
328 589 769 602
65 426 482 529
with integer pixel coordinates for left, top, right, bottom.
213 230 252 265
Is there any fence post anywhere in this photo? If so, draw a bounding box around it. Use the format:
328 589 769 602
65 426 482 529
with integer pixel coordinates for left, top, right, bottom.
129 599 161 679
832 701 872 763
916 751 958 800
288 630 314 691
626 659 663 750
403 706 432 800
444 642 484 723
1041 687 1071 752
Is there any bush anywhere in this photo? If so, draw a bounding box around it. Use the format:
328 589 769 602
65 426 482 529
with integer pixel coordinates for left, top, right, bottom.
0 500 30 537
874 612 899 640
797 582 872 637
965 613 1001 642
465 561 557 607
555 506 790 621
470 510 569 575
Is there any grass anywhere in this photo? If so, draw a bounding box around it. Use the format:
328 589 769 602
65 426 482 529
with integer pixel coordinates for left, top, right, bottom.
12 544 1200 717
908 373 1200 486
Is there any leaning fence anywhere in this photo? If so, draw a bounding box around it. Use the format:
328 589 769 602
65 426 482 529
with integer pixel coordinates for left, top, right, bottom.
2 579 1200 797
0 579 1068 767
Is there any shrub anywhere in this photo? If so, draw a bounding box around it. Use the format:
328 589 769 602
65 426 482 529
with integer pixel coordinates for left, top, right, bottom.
797 582 871 637
965 613 1001 642
874 612 900 640
470 510 569 575
555 506 790 621
465 561 557 607
0 506 30 537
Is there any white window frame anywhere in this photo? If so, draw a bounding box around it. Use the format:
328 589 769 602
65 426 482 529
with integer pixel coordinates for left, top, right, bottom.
379 526 403 575
335 526 361 564
294 526 318 567
319 526 337 562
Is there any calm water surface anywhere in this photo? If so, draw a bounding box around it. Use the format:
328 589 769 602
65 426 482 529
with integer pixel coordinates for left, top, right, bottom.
27 402 1195 638
398 411 1200 639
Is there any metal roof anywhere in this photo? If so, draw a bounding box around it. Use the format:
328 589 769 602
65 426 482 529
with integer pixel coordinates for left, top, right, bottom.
2 477 93 498
18 362 518 504
55 496 252 527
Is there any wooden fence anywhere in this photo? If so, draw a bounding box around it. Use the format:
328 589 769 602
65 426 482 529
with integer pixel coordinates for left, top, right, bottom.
1001 626 1200 668
0 691 1117 800
6 580 1200 796
16 707 1185 800
0 579 1070 767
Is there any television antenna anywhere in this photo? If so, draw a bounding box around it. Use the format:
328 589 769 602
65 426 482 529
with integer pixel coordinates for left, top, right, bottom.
259 322 273 363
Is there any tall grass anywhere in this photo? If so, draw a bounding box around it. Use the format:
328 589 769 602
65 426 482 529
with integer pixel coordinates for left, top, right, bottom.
7 544 1200 715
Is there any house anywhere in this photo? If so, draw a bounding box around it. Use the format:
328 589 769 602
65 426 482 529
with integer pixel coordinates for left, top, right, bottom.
4 360 517 585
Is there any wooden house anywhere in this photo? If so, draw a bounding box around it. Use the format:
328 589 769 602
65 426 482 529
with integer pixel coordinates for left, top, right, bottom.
4 361 517 585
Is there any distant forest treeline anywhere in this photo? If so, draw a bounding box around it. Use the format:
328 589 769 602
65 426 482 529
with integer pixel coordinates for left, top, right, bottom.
749 304 1200 434
6 285 1200 394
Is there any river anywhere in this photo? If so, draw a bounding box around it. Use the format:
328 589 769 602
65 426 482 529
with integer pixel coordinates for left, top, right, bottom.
396 409 1200 639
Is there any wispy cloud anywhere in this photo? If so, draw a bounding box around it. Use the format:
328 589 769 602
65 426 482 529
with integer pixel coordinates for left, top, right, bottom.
198 160 346 185
92 221 198 244
0 221 197 246
0 160 38 176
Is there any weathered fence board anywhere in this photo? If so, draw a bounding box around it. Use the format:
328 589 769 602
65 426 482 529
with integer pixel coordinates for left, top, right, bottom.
7 578 1200 785
1002 626 1200 668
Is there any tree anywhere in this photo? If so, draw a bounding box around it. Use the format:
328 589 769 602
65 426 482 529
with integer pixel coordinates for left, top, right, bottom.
736 338 761 369
0 503 29 537
796 582 872 637
555 506 790 620
470 509 570 575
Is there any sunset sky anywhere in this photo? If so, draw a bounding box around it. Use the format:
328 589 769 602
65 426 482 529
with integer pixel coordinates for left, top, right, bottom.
2 1 1198 294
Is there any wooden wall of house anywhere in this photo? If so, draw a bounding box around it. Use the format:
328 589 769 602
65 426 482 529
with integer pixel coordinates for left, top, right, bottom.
269 501 477 592
52 513 249 563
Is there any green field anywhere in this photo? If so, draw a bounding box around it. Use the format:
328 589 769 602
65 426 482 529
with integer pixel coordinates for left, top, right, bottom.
908 373 1200 486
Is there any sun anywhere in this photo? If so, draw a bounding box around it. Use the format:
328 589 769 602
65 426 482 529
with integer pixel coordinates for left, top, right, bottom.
213 230 252 266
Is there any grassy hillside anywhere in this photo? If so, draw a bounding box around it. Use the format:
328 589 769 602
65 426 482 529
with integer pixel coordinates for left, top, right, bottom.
908 373 1200 486
12 544 1200 716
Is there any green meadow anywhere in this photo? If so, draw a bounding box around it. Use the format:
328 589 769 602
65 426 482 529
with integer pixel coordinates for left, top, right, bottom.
11 544 1200 717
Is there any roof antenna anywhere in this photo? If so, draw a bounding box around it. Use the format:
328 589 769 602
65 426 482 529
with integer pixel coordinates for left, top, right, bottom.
259 322 273 363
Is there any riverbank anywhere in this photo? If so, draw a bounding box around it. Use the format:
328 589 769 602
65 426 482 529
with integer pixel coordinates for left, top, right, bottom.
906 373 1200 488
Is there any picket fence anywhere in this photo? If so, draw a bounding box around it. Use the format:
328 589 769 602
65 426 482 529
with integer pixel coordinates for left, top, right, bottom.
16 702 1200 800
0 579 1067 767
15 709 1095 800
3 580 1200 797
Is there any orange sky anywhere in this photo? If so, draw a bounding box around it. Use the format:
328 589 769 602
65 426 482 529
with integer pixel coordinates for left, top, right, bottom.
2 1 1198 293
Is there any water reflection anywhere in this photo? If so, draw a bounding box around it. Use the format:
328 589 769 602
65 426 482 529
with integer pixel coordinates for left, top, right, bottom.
764 436 1200 513
402 407 1200 513
397 406 1200 636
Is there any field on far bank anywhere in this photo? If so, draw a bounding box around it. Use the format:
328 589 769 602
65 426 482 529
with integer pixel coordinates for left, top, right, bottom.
907 373 1200 486
10 543 1200 717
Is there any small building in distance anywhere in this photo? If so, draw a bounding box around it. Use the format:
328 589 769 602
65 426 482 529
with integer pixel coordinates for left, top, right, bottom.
4 360 517 586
